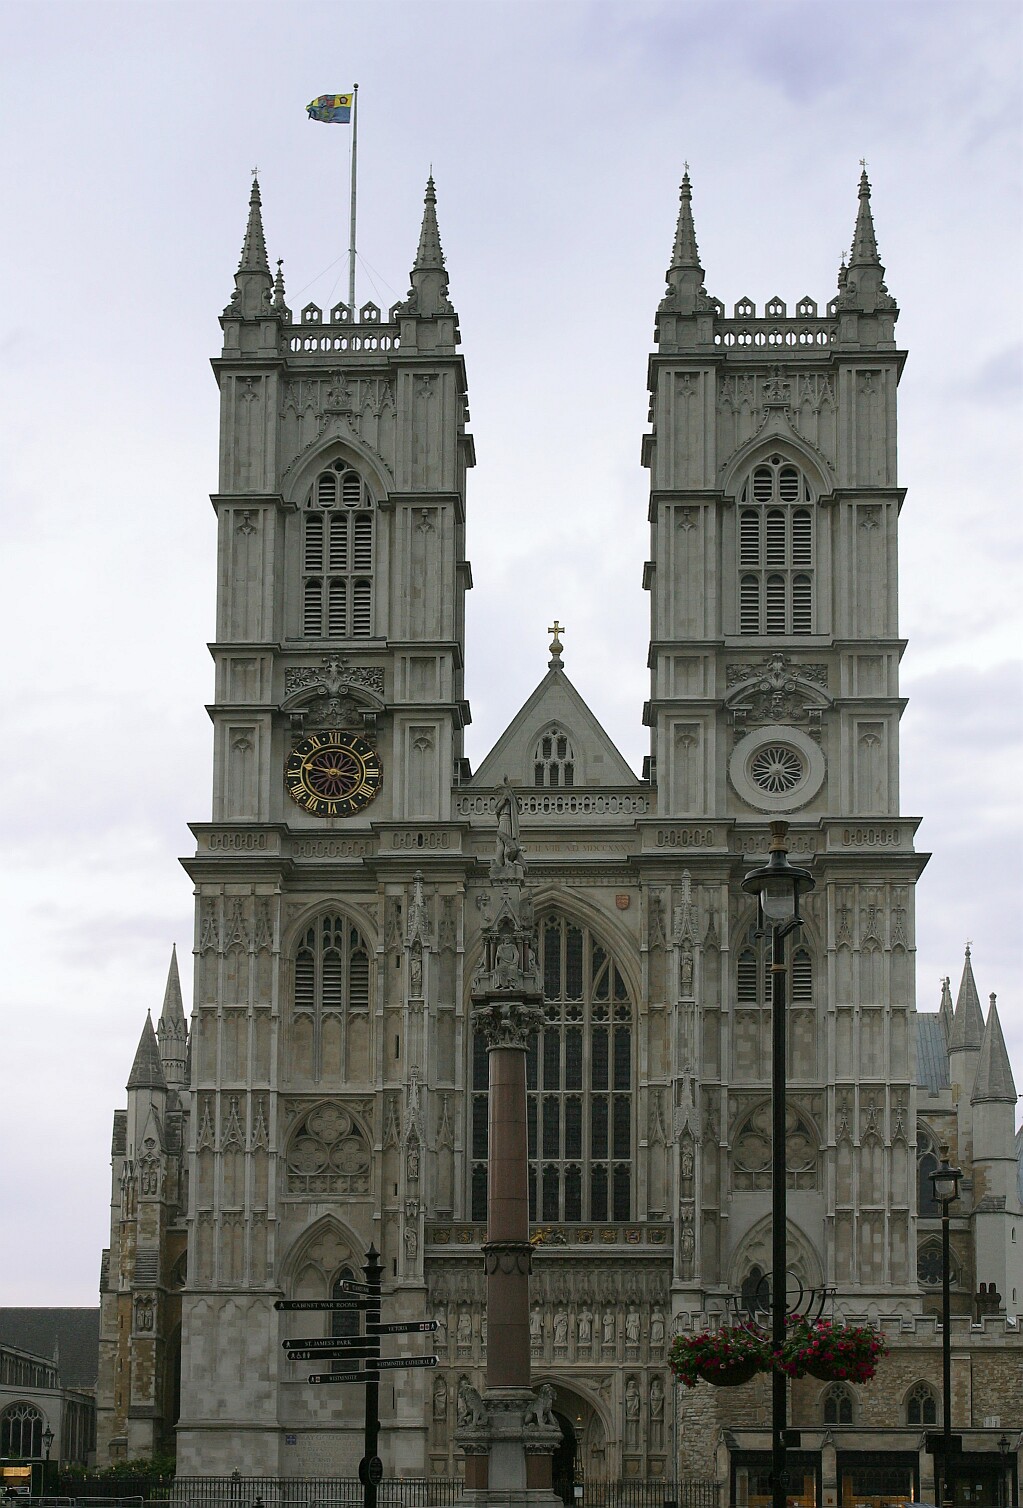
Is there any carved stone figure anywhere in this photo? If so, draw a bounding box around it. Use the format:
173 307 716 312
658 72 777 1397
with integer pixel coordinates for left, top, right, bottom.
457 1310 472 1348
650 1377 664 1420
492 776 525 876
602 1309 616 1345
650 1308 665 1349
554 1310 569 1348
625 1306 641 1346
625 1377 641 1419
523 1383 556 1429
578 1306 593 1345
457 1378 489 1427
530 1305 543 1346
433 1377 447 1420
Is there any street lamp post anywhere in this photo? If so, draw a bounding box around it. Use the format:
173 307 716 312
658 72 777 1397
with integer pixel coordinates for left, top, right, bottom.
929 1146 962 1508
741 820 814 1508
998 1434 1009 1508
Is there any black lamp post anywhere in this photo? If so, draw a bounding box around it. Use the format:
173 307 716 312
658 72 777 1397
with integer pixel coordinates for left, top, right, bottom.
42 1427 53 1462
929 1145 962 1508
741 820 814 1508
997 1434 1009 1508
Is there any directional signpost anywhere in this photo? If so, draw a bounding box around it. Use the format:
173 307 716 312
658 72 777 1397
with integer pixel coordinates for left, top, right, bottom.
274 1244 438 1508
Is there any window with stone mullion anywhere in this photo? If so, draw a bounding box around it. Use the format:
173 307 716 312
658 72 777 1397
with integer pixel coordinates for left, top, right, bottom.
470 914 634 1224
737 458 814 635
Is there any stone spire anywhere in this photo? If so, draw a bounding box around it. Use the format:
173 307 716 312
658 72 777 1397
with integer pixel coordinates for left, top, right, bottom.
950 944 986 1052
223 174 274 320
659 168 714 317
272 258 291 317
837 166 896 315
128 1013 167 1092
971 995 1018 1104
157 946 188 1090
938 975 955 1044
849 167 880 268
403 175 453 320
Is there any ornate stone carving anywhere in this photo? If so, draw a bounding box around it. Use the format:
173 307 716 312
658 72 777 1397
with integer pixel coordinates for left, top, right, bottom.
726 653 830 728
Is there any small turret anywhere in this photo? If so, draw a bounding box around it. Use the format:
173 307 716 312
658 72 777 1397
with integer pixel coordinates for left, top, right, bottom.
837 167 897 315
661 170 704 313
950 945 985 1054
972 995 1018 1106
128 1012 167 1093
157 946 188 1091
404 175 453 320
938 975 954 1044
223 176 274 320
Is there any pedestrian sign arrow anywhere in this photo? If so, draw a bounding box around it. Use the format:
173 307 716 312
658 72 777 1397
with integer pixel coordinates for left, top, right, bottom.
365 1355 439 1371
366 1320 438 1336
288 1348 380 1362
283 1335 377 1351
309 1356 437 1384
338 1278 381 1296
276 1298 377 1312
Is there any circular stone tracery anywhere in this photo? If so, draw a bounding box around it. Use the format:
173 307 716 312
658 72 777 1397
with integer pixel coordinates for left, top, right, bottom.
749 744 804 794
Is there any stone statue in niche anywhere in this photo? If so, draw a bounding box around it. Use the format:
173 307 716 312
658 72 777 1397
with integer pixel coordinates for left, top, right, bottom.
457 1310 472 1350
554 1311 569 1348
530 1305 543 1347
578 1306 594 1345
650 1308 665 1349
433 1377 447 1420
602 1309 616 1346
406 1141 420 1182
680 948 694 995
404 1224 418 1260
625 1305 641 1347
680 1139 695 1197
680 1218 695 1279
650 1376 664 1420
410 943 423 996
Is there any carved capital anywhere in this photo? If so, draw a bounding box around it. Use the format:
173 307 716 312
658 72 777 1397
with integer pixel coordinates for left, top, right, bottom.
471 996 545 1049
482 1240 533 1277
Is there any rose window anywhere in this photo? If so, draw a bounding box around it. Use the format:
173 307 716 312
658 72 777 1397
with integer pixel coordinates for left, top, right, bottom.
750 744 804 794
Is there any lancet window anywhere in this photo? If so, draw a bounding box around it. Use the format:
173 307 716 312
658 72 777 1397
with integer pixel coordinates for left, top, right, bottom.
533 727 576 787
916 1127 942 1217
291 914 370 1083
822 1384 854 1425
470 914 634 1223
906 1382 937 1426
738 456 814 635
302 463 375 639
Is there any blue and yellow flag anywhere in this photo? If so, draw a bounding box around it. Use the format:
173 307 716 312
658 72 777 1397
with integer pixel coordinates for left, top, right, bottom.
308 93 353 124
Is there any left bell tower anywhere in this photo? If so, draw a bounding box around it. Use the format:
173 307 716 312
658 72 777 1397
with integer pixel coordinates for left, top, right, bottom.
178 175 473 1473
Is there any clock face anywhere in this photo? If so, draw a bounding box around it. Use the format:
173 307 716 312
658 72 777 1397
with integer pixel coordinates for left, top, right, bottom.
285 731 383 818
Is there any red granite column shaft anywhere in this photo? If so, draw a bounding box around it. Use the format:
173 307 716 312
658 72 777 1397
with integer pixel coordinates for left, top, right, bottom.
486 1041 531 1389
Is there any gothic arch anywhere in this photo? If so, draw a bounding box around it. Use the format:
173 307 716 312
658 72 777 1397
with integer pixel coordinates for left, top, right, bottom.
534 1374 614 1471
720 428 835 501
728 1212 825 1295
280 898 379 958
284 434 393 503
278 1212 365 1296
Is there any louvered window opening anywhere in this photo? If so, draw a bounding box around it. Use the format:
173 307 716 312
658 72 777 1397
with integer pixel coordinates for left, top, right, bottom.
533 728 576 787
471 915 633 1223
738 457 814 635
293 913 370 1079
303 464 374 638
736 932 814 1076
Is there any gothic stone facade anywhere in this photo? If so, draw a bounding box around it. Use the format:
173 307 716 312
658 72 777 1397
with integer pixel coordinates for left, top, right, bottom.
97 173 1023 1503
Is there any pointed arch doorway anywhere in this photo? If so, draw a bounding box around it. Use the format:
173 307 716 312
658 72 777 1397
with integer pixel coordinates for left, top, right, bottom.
543 1383 610 1499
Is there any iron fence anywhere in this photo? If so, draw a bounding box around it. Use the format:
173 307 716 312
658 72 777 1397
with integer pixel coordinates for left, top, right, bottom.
48 1479 718 1508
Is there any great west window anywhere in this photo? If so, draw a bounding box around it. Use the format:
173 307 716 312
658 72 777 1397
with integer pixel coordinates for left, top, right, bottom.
471 914 634 1223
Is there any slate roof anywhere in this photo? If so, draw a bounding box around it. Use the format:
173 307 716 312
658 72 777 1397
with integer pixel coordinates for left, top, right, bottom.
0 1309 99 1389
917 1013 951 1093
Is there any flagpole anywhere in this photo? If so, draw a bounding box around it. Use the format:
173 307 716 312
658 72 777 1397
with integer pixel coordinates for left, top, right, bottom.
348 82 359 311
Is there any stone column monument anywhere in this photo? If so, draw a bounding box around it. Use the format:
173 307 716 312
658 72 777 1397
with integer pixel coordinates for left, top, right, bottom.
456 779 562 1505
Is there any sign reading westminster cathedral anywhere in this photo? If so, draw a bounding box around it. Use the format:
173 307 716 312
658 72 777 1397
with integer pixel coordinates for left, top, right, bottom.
95 168 1022 1506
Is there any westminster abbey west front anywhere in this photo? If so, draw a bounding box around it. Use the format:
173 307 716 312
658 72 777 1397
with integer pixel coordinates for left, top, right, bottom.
96 170 1022 1507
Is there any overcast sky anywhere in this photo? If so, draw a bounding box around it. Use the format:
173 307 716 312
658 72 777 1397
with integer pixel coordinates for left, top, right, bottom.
1 0 1020 1306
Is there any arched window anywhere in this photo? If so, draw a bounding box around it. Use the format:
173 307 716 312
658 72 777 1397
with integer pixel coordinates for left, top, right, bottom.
292 914 371 1082
737 456 815 635
906 1382 937 1426
470 915 634 1223
302 463 375 638
917 1239 960 1290
1 1402 44 1458
822 1383 854 1425
533 728 576 787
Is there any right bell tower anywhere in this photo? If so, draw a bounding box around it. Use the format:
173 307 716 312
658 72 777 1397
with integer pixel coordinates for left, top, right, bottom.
642 170 928 1307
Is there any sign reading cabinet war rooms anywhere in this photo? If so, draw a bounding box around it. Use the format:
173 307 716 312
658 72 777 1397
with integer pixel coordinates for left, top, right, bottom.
275 1245 438 1508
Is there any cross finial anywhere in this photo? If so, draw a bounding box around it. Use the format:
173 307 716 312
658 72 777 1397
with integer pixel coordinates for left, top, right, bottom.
548 619 565 669
859 157 868 171
683 159 689 175
251 164 259 179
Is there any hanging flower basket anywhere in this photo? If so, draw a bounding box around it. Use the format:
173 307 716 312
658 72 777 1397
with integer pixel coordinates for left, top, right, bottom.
777 1318 888 1384
669 1325 771 1388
